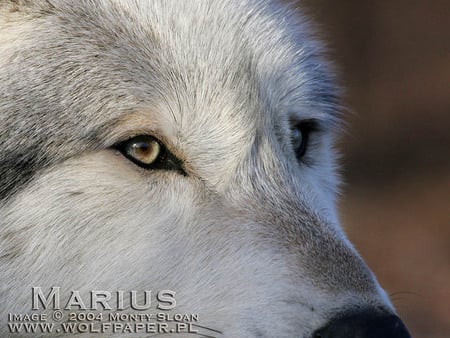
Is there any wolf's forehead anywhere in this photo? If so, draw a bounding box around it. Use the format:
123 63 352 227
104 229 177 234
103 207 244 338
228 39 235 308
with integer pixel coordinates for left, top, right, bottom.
0 0 338 197
1 0 336 136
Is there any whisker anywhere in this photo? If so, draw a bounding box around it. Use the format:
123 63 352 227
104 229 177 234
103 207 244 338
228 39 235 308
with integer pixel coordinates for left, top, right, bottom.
189 323 223 334
389 291 420 297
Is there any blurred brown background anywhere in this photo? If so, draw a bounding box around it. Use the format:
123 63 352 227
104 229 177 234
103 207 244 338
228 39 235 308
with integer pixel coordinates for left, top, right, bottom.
299 1 450 337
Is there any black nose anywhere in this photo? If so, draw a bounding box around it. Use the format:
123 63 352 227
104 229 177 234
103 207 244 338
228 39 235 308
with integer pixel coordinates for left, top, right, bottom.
312 310 411 338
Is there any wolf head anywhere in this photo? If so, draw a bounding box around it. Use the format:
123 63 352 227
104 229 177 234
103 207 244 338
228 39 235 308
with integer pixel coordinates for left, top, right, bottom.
0 0 410 337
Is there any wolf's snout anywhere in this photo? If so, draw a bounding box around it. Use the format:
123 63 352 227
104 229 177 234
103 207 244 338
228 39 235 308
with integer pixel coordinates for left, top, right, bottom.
312 310 411 338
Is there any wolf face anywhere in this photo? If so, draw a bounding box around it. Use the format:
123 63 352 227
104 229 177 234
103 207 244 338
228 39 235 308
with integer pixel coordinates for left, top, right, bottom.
0 0 410 337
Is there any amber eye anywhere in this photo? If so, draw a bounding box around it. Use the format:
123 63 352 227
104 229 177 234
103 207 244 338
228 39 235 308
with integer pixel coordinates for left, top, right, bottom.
115 135 184 173
125 136 160 165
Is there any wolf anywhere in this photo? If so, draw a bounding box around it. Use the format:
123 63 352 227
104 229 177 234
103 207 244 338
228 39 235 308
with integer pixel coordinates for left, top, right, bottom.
0 0 411 337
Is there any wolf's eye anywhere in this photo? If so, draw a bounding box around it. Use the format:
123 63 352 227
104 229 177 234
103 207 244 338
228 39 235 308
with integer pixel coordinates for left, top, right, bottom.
125 136 160 164
291 120 317 160
115 135 184 173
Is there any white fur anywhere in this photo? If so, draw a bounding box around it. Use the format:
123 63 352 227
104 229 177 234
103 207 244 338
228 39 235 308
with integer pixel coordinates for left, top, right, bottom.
0 1 402 337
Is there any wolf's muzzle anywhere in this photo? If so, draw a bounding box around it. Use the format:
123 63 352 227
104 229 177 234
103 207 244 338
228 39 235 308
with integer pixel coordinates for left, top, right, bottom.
312 309 411 338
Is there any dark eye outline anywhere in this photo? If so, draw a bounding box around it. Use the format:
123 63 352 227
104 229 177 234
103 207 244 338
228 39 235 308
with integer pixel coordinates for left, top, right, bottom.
291 119 319 161
114 135 185 174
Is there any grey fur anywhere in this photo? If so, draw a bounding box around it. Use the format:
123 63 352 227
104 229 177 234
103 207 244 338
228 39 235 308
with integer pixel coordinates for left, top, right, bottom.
0 1 408 337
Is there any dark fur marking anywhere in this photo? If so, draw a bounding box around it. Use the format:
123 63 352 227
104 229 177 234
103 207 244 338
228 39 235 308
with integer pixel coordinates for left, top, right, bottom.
0 148 48 201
